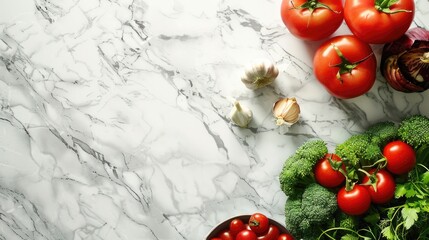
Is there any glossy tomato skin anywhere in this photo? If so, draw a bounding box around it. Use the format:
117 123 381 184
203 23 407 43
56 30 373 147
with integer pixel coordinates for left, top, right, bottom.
229 218 246 236
337 185 371 215
236 230 258 240
383 140 416 175
249 213 270 235
281 0 344 41
362 169 396 204
314 153 345 188
219 230 234 240
277 233 295 240
344 0 415 44
257 225 280 240
313 35 377 99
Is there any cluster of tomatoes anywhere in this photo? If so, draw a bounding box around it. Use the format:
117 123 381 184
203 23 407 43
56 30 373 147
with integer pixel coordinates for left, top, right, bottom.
210 213 294 240
280 0 415 99
314 140 416 215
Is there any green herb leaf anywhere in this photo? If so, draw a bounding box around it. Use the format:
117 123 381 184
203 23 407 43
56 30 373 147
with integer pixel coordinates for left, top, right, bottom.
405 187 417 198
341 234 359 240
395 184 407 198
421 171 429 184
381 226 394 240
401 207 419 230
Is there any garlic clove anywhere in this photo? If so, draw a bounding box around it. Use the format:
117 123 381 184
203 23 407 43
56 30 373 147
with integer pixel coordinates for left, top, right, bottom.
229 101 253 128
241 60 279 90
273 97 300 126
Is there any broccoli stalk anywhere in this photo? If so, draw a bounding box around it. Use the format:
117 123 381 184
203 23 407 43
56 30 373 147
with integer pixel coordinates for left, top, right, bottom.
279 139 328 196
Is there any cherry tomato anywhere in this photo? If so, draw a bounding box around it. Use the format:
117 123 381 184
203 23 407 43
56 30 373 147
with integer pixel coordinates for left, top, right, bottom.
277 233 295 240
362 169 396 204
249 213 270 235
219 230 234 240
314 153 345 188
229 218 246 236
344 0 415 44
257 225 280 240
236 230 257 240
383 140 416 175
337 185 371 215
313 35 377 99
280 0 344 41
211 238 222 240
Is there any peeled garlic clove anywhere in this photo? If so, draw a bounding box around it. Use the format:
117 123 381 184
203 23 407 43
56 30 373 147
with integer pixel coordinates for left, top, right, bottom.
241 60 279 90
229 101 253 128
273 97 300 126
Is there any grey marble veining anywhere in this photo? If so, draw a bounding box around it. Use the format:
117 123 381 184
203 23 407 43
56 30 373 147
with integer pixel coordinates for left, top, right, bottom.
0 0 428 239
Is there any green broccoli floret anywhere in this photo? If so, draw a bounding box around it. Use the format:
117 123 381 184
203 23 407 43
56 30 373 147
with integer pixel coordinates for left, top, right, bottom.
279 139 328 196
335 134 382 168
398 115 429 149
285 183 338 239
335 211 360 233
365 121 398 148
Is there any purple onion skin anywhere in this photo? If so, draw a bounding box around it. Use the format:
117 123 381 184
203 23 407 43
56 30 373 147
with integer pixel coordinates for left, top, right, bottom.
381 27 429 93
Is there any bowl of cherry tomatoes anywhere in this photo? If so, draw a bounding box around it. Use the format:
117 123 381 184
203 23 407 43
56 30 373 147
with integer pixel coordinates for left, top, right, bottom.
206 212 294 240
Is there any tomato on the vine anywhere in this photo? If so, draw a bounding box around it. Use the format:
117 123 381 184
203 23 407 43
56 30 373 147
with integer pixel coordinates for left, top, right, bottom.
313 35 377 99
337 185 371 215
383 140 416 175
362 169 396 204
249 213 270 235
314 153 345 188
344 0 415 44
280 0 344 41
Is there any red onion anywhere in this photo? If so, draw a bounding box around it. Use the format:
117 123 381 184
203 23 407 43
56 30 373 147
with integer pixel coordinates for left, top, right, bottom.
381 27 429 93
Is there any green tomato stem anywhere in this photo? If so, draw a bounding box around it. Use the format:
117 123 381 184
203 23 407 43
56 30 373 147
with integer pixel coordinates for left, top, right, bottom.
375 0 412 14
331 43 374 83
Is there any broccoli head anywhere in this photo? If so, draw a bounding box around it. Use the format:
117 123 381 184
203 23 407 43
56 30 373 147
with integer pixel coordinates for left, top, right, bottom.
365 121 398 148
285 183 338 239
335 134 382 168
279 139 328 196
398 115 429 149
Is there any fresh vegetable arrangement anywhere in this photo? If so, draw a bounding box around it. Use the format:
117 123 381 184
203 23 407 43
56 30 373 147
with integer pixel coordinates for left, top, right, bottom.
279 114 429 239
209 213 294 240
280 0 428 98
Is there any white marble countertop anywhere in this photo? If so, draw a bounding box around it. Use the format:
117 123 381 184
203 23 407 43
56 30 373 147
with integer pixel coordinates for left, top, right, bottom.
0 0 428 239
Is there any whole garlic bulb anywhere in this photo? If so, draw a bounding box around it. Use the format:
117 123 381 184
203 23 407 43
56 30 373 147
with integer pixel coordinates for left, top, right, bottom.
241 60 279 90
229 101 253 128
273 97 300 126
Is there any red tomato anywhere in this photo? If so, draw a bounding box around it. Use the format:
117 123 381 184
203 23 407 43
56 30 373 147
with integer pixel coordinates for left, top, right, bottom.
236 230 258 240
249 213 270 235
362 169 396 204
277 233 295 240
229 218 246 236
314 153 345 188
383 140 416 175
280 0 344 41
337 185 371 215
344 0 415 44
257 225 280 240
313 35 377 99
219 230 234 240
211 238 222 240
